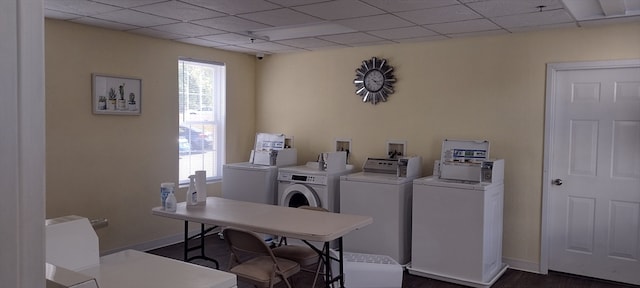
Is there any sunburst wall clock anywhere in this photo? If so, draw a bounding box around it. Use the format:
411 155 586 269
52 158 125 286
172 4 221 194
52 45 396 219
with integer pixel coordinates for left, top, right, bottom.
353 57 396 104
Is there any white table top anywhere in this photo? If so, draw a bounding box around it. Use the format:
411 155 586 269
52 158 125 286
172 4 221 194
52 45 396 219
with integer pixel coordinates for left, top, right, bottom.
152 197 373 242
79 250 237 288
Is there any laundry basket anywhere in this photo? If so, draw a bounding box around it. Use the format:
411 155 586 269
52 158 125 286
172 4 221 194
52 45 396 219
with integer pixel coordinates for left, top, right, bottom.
331 251 403 288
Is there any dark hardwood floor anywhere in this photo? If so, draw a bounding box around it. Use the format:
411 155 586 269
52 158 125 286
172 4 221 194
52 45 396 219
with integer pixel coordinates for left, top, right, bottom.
147 235 637 288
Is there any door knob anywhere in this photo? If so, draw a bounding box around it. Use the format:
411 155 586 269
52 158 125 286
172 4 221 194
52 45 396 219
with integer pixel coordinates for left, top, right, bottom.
552 179 563 186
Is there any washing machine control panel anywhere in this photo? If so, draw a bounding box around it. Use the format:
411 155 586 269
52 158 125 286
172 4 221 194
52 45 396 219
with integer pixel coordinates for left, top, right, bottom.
278 172 327 185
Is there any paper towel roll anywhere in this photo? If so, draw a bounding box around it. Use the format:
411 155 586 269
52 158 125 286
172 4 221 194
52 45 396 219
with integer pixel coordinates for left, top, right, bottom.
195 170 207 203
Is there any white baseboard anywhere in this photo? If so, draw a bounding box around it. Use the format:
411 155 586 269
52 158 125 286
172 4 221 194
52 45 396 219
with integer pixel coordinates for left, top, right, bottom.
503 257 542 274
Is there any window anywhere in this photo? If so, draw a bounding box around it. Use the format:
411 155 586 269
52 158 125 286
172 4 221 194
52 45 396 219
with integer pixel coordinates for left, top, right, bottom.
178 59 225 184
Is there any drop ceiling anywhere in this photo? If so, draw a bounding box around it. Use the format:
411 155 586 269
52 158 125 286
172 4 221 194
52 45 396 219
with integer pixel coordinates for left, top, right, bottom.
44 0 640 55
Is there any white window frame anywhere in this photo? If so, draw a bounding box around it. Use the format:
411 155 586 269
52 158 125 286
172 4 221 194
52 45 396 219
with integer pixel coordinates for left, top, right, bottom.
178 58 225 185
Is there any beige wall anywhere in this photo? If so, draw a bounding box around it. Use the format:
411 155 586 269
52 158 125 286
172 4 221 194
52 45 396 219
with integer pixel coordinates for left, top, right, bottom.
45 18 640 267
45 19 256 252
255 22 640 267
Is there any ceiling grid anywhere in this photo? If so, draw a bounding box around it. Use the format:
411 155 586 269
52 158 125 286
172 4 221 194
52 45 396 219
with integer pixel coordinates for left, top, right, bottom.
44 0 640 55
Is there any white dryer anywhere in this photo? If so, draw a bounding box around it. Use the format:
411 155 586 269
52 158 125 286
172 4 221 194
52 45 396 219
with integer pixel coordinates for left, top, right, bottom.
277 161 353 212
340 157 422 265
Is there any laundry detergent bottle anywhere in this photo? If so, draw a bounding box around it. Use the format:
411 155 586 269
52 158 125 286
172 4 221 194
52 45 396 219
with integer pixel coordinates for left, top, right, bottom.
186 175 198 206
165 190 177 212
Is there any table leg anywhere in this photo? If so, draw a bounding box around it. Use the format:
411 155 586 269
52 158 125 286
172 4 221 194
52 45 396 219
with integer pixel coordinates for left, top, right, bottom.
339 237 344 288
309 240 347 288
183 221 188 262
324 242 332 288
182 221 220 269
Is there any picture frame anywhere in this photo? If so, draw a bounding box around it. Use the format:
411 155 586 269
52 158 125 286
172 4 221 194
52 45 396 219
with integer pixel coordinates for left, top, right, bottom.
92 73 142 115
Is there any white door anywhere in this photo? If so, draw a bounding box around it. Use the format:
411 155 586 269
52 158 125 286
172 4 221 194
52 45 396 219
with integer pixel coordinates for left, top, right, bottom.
547 61 640 285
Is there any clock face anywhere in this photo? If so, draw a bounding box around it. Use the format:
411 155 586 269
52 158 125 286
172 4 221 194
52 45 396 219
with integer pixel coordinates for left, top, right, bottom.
363 70 384 92
353 57 396 104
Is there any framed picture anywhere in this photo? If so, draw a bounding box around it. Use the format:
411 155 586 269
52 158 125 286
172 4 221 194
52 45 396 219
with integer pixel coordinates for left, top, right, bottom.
92 74 142 115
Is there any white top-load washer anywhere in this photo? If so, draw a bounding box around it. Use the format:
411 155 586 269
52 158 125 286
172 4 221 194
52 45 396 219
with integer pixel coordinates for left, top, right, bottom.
222 159 297 205
222 133 297 205
408 139 507 288
340 156 422 265
277 151 353 212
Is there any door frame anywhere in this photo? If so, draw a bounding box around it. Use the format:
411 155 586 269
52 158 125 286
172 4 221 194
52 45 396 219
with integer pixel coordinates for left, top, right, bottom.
0 0 45 287
540 59 640 274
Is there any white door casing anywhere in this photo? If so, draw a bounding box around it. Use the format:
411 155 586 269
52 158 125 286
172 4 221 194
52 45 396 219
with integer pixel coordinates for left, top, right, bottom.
543 60 640 285
0 0 45 287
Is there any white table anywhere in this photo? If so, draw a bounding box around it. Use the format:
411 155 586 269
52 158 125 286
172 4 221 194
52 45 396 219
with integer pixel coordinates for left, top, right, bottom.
152 197 373 288
80 250 237 288
46 250 237 288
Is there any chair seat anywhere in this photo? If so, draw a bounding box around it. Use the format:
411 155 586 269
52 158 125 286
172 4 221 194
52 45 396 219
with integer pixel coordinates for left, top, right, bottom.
272 245 319 267
230 255 300 285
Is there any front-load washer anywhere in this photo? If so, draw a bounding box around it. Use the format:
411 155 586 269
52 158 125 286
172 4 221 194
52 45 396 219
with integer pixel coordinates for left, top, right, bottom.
340 157 422 265
277 161 353 249
277 162 354 213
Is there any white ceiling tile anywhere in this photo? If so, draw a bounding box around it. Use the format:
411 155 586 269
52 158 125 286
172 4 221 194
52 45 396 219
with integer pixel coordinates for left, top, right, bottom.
361 0 459 12
307 44 350 51
266 47 309 53
181 0 280 15
93 9 179 27
152 23 225 37
176 37 227 47
236 41 297 51
426 19 501 34
216 45 261 53
45 0 121 16
199 33 263 45
71 17 138 30
248 22 357 41
395 4 482 25
335 14 414 31
578 15 640 26
367 26 438 40
42 0 640 55
92 0 165 8
292 0 385 20
393 35 449 43
561 0 608 21
348 40 395 47
467 0 564 18
318 32 384 44
133 1 225 21
562 0 640 21
238 8 322 27
491 9 574 28
194 16 270 32
275 37 340 48
507 22 577 32
44 9 82 20
130 28 185 39
447 29 508 38
267 0 329 7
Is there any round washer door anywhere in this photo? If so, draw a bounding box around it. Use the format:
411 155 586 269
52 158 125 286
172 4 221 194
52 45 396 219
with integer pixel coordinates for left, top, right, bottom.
280 183 320 208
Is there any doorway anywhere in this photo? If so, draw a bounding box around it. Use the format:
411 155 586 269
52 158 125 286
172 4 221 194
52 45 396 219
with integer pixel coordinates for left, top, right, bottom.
542 59 640 285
